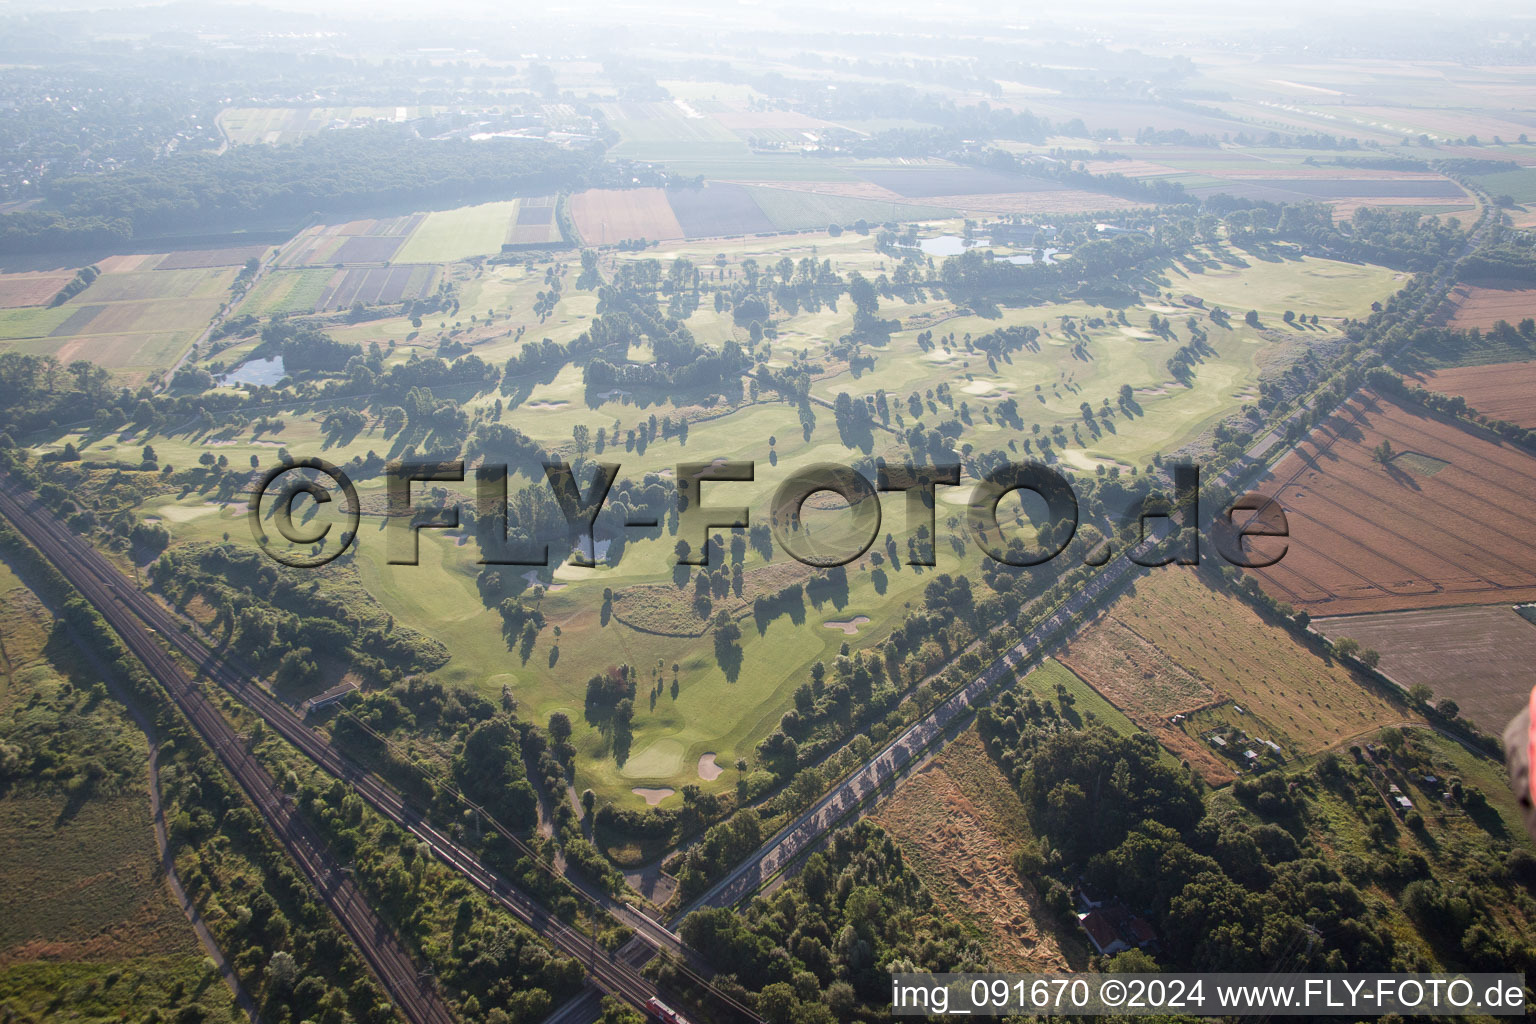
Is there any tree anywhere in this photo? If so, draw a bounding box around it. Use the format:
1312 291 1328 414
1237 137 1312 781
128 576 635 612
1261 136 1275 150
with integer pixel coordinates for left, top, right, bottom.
1360 648 1381 669
1408 683 1433 705
1435 698 1460 719
572 424 591 458
267 951 299 993
1332 637 1360 659
1244 310 1260 327
595 997 643 1024
1372 440 1394 463
582 789 596 817
548 712 572 743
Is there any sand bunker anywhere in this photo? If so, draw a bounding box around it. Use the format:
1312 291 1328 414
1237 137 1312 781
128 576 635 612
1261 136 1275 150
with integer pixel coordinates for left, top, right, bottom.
697 753 724 780
632 787 674 806
824 615 871 635
522 570 568 591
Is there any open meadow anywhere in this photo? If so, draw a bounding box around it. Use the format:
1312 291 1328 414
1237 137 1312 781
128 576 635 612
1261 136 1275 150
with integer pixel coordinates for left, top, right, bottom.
0 563 238 1024
872 729 1082 971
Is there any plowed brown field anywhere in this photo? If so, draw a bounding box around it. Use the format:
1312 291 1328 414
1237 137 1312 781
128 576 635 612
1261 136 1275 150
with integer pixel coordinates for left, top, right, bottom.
1250 391 1536 614
1443 280 1536 329
1313 605 1536 733
1416 360 1536 428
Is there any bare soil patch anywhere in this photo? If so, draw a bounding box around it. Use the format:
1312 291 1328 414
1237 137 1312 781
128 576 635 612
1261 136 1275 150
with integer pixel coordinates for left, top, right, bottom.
1414 360 1536 427
1313 605 1536 734
1250 391 1536 615
570 188 685 245
1441 281 1536 329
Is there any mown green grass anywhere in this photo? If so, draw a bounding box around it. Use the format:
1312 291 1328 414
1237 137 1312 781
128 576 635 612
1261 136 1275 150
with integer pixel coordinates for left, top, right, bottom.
239 267 335 315
1023 659 1144 740
39 229 1405 806
0 305 74 341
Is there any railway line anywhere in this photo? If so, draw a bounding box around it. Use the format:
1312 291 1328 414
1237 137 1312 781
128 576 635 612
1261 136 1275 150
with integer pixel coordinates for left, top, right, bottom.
0 478 455 1024
0 475 726 1021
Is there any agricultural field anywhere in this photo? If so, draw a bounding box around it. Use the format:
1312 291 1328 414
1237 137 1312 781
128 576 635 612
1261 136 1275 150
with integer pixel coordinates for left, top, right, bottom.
872 730 1081 971
1440 281 1536 329
570 188 685 245
393 201 524 264
0 261 240 380
506 195 564 246
0 269 74 308
1062 568 1407 778
1473 167 1536 205
1414 360 1536 427
1313 606 1536 734
667 183 777 238
1250 391 1536 615
744 186 956 230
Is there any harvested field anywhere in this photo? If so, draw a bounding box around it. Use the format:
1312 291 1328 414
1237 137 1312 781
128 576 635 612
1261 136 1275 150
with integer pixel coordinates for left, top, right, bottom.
507 195 563 245
857 167 1060 198
874 730 1076 971
1067 568 1406 765
0 271 73 308
570 188 684 245
1441 281 1536 329
744 186 954 230
332 235 406 263
738 180 908 202
1413 360 1536 427
1250 390 1536 614
922 190 1145 214
1228 178 1464 199
74 267 234 303
1313 606 1536 733
154 244 269 269
666 183 775 238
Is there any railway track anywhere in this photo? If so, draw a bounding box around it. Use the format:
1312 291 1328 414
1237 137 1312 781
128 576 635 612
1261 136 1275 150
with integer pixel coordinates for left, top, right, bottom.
0 472 755 1023
0 480 455 1024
